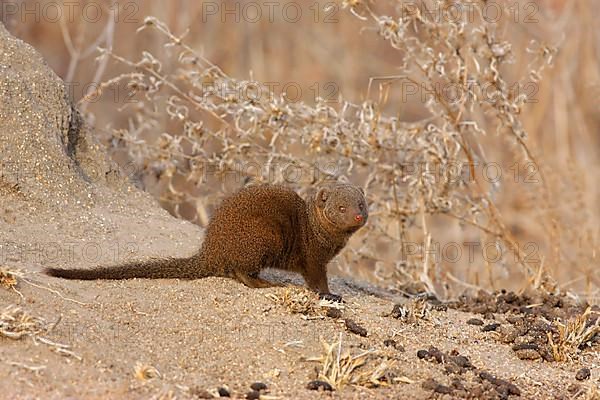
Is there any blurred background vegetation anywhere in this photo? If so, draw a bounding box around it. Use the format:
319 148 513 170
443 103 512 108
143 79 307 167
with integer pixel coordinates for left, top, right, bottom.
2 0 598 301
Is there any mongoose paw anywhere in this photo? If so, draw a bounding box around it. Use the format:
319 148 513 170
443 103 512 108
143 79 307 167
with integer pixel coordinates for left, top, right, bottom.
319 292 343 303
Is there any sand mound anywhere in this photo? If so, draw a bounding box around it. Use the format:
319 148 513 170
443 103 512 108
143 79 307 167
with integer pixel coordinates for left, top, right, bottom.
0 22 202 272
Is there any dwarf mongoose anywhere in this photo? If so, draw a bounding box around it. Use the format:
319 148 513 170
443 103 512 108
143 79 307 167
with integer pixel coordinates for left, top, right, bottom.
45 183 368 297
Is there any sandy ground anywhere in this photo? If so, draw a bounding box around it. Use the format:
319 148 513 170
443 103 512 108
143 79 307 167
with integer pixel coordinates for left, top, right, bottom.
1 272 599 399
1 21 599 400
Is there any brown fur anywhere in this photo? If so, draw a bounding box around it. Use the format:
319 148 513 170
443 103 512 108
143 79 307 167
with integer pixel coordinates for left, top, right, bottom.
45 183 368 294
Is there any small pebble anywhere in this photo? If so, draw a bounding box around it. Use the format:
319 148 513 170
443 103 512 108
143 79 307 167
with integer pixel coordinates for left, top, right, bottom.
506 315 523 324
218 387 230 397
345 318 368 337
451 378 466 391
427 346 445 363
383 338 405 351
417 349 430 359
422 378 452 394
497 325 519 343
467 318 484 326
515 349 541 360
481 323 501 332
306 380 333 391
326 308 342 319
478 371 521 396
245 391 260 400
449 355 473 369
434 384 453 394
444 363 464 375
250 382 267 392
575 368 591 381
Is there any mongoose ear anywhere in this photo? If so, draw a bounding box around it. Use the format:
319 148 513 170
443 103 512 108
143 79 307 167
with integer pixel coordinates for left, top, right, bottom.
317 188 329 205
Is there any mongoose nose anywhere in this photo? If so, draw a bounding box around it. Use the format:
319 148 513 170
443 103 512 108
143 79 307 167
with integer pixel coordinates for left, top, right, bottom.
355 214 363 223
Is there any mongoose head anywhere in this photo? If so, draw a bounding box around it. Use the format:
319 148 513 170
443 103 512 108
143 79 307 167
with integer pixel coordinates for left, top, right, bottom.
314 184 368 235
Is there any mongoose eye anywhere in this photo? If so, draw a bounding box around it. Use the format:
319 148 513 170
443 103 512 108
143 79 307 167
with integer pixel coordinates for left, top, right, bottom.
339 206 346 213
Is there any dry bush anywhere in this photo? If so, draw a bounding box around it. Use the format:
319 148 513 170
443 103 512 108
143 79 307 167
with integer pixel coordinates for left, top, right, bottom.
93 2 552 299
5 1 599 300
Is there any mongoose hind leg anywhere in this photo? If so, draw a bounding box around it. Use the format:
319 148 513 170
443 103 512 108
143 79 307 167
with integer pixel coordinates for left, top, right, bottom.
233 270 283 288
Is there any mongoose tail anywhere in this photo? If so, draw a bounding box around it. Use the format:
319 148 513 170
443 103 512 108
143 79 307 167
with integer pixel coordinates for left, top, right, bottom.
44 255 205 280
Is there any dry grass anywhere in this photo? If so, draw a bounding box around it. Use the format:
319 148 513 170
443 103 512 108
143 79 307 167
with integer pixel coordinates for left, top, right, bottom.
0 305 46 340
389 298 437 324
266 287 344 317
0 305 82 361
307 334 397 389
155 391 176 400
266 287 320 315
584 384 600 400
134 362 162 381
548 307 600 361
0 266 23 290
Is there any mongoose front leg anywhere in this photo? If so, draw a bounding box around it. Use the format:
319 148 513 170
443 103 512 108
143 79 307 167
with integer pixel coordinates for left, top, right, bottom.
303 268 329 293
302 267 342 302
